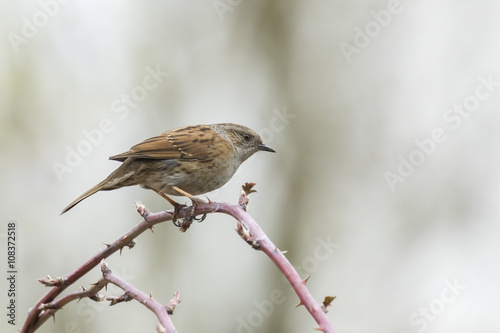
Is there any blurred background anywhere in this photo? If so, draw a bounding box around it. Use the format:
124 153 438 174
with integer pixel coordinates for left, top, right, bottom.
1 0 500 332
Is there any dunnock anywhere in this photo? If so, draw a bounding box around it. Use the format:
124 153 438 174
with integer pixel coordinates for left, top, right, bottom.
61 123 275 214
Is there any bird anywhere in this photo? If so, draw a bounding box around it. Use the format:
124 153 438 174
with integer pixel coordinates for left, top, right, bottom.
61 123 276 214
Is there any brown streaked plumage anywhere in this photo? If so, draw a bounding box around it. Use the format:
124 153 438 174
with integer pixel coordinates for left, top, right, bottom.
61 123 275 214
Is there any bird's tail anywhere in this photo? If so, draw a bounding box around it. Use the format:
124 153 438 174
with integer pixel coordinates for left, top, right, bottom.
60 168 131 215
61 159 140 214
61 180 105 214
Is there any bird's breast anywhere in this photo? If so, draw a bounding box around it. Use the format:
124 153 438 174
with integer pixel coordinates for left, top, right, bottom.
145 157 240 196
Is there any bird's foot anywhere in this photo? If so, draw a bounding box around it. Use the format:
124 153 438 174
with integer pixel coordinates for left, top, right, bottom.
172 186 207 224
152 187 207 230
151 189 187 226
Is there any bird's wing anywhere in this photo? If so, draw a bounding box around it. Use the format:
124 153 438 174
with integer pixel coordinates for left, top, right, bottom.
109 125 229 161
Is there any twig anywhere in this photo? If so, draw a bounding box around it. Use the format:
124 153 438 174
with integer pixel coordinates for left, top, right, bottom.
35 278 107 321
100 261 178 333
21 204 184 333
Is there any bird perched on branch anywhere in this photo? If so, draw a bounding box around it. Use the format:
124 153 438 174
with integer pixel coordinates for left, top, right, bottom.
61 123 275 214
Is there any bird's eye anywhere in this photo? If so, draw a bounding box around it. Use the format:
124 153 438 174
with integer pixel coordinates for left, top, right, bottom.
243 134 251 141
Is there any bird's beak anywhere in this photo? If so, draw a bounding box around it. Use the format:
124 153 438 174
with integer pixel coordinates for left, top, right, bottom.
258 144 276 153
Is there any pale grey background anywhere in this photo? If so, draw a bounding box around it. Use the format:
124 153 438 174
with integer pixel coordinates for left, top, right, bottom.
1 0 500 332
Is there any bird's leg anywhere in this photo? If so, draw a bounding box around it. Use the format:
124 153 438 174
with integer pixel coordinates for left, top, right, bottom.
150 188 185 226
172 186 207 223
171 186 206 204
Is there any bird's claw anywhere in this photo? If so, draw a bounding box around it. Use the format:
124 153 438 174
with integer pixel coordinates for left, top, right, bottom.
182 200 206 224
152 186 207 229
193 213 207 222
171 203 187 227
172 199 205 229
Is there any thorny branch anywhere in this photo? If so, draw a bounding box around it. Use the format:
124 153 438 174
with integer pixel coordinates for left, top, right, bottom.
21 184 336 333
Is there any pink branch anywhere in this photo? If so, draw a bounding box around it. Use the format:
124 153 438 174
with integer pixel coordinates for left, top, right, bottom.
225 185 336 333
34 278 108 321
21 206 182 333
22 184 336 333
100 261 178 333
